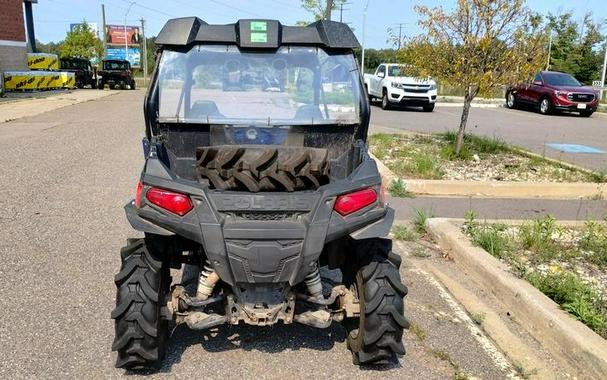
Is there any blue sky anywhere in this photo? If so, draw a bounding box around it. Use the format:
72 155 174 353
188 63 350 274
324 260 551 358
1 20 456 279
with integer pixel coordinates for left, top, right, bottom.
35 0 607 48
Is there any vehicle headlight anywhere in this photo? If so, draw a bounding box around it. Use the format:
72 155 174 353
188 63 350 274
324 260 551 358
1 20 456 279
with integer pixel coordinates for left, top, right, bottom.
555 90 568 98
391 82 404 89
429 84 437 90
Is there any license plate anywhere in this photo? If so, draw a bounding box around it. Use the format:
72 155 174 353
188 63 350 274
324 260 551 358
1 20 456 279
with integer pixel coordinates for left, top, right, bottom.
577 104 587 109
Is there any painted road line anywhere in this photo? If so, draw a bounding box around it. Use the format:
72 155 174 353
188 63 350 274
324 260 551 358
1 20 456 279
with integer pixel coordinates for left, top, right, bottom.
546 143 606 154
410 267 518 378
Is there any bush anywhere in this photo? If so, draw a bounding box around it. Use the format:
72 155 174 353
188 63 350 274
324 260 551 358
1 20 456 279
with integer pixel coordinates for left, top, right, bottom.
579 221 607 268
526 271 606 337
392 225 417 241
389 178 412 198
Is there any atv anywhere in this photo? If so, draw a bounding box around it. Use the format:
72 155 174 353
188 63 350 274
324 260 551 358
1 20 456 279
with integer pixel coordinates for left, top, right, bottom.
111 17 409 370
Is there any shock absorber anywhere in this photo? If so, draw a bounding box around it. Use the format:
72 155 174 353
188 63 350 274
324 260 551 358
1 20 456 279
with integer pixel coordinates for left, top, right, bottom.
304 263 323 299
197 260 219 300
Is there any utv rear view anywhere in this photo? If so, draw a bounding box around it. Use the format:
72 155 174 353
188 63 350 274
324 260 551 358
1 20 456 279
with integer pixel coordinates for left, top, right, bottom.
112 17 409 370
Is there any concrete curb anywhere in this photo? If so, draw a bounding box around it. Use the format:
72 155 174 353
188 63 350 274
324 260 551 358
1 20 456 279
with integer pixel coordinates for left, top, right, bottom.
370 151 605 200
426 218 607 379
402 179 604 199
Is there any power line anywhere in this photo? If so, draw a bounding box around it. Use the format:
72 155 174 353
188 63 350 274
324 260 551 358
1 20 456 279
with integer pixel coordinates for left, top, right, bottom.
394 23 407 49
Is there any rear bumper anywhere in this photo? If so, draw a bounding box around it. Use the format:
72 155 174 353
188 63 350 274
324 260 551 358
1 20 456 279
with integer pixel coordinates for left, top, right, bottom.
126 155 393 286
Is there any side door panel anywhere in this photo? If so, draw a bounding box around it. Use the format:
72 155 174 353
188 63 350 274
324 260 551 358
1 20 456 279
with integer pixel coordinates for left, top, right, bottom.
527 73 544 104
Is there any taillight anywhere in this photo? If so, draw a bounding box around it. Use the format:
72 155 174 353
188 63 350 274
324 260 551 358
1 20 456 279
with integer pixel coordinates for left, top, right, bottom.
334 188 377 216
135 182 143 208
145 187 193 216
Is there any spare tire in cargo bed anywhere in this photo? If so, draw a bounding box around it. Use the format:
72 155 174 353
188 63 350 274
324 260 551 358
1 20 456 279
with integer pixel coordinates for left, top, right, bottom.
195 145 330 192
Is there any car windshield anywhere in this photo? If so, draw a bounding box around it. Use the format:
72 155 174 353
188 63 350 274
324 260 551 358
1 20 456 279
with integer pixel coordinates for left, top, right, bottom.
387 65 404 77
104 61 128 70
61 60 88 70
157 45 362 125
542 72 581 87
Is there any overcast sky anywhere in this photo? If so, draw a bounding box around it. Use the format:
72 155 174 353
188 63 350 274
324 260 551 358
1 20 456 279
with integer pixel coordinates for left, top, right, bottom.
34 0 607 48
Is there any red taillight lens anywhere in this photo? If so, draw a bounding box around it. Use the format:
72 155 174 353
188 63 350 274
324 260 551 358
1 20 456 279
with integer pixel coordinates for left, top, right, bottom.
334 188 378 216
145 187 193 216
135 182 143 208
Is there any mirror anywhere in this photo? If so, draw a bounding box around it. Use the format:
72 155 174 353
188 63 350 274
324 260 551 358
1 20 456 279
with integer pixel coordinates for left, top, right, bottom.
533 80 542 86
378 72 385 78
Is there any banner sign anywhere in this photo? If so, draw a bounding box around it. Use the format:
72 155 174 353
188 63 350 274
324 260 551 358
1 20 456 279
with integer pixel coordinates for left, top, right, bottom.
106 47 141 67
104 25 140 46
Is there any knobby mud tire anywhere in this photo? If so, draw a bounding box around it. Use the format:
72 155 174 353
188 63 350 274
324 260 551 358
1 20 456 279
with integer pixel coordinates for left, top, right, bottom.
196 145 330 192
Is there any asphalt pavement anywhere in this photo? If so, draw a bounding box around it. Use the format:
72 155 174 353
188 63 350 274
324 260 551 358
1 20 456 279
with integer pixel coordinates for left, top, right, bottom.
0 91 519 379
369 102 607 171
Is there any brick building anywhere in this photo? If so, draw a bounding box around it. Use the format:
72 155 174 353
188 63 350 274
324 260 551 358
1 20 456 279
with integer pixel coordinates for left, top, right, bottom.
0 0 35 75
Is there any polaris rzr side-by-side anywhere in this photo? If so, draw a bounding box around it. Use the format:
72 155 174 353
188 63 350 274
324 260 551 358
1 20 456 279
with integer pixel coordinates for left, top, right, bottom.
111 17 409 370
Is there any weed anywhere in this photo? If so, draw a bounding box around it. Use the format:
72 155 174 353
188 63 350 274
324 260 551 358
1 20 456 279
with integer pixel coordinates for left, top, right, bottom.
470 225 512 259
389 178 412 198
470 312 486 325
409 322 427 341
452 370 471 380
432 348 451 362
412 246 431 258
412 154 443 179
369 133 392 160
579 220 607 268
526 271 606 336
518 215 562 262
512 362 538 380
414 208 434 234
392 225 417 241
590 169 607 183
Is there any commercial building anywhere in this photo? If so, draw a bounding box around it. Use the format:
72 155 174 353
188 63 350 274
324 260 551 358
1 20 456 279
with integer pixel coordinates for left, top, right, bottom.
0 0 36 76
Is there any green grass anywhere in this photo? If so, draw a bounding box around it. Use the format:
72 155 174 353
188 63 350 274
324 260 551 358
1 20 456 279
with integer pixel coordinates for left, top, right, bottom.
470 225 512 260
388 178 412 198
526 271 606 337
413 208 434 234
466 213 607 338
412 246 431 258
392 225 417 241
579 221 607 268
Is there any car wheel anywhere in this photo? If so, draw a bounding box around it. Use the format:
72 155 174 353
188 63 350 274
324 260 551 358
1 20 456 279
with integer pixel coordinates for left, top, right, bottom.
130 80 136 90
381 90 390 110
506 91 517 109
538 97 552 115
580 111 594 118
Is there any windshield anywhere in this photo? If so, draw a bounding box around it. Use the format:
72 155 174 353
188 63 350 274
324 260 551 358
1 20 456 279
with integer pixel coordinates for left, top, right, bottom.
387 65 404 77
61 60 89 70
157 45 362 125
104 61 128 70
543 72 581 87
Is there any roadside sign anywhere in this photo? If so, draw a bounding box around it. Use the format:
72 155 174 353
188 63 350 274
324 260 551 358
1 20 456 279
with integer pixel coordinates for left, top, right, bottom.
592 80 603 87
106 47 141 67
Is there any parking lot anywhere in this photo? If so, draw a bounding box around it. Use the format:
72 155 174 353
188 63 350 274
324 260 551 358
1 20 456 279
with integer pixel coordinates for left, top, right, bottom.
0 90 605 378
0 90 548 379
370 103 607 171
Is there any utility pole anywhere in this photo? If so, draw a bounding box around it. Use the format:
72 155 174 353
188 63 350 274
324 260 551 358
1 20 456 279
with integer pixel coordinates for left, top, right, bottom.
101 4 107 59
339 2 350 23
601 40 607 101
124 1 135 64
361 0 370 72
141 18 148 86
395 23 406 50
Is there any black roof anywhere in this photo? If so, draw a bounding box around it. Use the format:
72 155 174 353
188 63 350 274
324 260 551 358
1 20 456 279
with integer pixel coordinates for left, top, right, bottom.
155 18 360 49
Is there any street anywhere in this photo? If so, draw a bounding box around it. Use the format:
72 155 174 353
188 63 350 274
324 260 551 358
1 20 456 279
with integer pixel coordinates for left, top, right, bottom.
370 103 607 171
0 91 531 379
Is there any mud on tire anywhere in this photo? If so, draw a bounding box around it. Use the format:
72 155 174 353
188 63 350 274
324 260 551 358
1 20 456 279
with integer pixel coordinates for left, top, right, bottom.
345 240 409 365
111 238 170 370
196 145 330 192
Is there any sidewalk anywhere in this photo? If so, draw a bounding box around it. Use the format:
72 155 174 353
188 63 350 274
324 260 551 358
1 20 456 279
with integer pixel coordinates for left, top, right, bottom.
0 89 120 123
390 195 607 221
